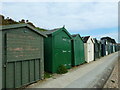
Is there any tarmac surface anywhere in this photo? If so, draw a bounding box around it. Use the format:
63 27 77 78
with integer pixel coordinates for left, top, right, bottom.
27 52 118 88
103 56 119 88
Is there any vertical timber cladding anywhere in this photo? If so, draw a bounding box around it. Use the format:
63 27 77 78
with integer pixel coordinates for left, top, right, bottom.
94 39 99 60
0 31 2 90
54 29 72 71
72 34 85 66
44 27 72 73
98 42 102 58
101 40 106 57
44 36 52 72
2 24 45 88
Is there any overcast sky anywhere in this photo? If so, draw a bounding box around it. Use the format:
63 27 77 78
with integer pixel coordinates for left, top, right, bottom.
1 0 118 42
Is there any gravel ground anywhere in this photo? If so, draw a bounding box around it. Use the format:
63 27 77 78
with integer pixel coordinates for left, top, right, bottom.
103 58 119 88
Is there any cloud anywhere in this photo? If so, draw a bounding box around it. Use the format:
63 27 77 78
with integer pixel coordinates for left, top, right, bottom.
1 2 118 41
0 2 2 13
92 31 118 42
2 2 117 30
1 0 119 2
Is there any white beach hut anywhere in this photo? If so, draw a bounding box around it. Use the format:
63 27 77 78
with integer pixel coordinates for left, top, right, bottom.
82 36 94 63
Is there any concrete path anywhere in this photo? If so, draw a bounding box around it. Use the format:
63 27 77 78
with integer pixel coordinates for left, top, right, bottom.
27 52 119 88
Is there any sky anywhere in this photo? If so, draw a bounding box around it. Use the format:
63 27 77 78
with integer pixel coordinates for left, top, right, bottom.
0 0 119 42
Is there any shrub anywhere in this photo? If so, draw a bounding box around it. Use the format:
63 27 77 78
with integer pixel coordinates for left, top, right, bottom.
44 72 52 78
57 65 68 74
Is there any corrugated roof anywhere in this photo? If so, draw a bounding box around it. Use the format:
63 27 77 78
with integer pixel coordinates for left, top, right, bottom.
0 23 47 37
82 36 90 43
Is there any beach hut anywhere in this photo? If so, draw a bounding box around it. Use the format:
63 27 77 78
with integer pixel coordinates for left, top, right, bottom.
110 43 114 53
98 41 102 58
101 42 106 57
72 34 85 66
82 36 94 63
44 27 72 73
101 39 109 56
93 38 99 60
0 24 47 88
113 44 116 53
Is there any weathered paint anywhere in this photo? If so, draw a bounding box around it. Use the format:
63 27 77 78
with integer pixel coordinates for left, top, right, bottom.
44 36 53 72
101 44 105 56
107 43 110 54
84 37 94 63
115 45 116 52
110 43 113 54
98 41 102 58
1 24 45 88
101 40 109 56
113 44 116 52
94 39 100 60
44 27 72 73
101 40 107 56
72 34 85 66
0 31 2 90
105 42 108 55
98 41 101 58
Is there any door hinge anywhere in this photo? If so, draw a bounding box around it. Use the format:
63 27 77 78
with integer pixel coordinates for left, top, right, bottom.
3 63 7 68
3 64 7 68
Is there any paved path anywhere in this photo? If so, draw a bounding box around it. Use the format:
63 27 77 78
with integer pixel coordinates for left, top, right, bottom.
103 60 119 88
27 52 119 88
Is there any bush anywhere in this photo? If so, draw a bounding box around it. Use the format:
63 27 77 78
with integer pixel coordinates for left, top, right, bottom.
44 72 52 78
57 65 68 74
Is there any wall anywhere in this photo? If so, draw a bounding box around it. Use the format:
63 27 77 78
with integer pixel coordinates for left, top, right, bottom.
44 29 72 73
40 37 44 79
0 31 2 89
84 43 88 62
53 30 72 72
87 37 94 62
2 27 44 88
44 36 53 72
79 37 85 64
